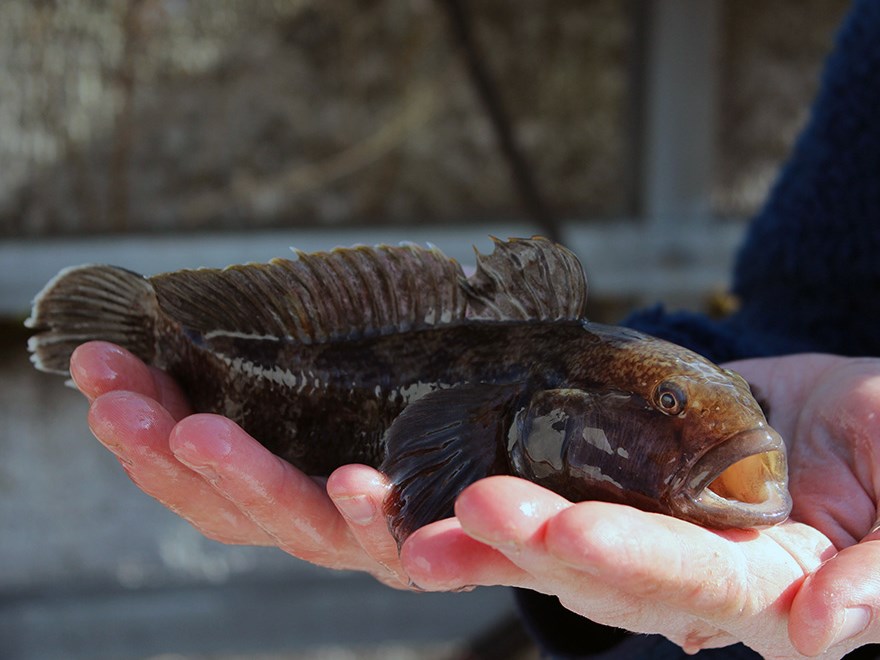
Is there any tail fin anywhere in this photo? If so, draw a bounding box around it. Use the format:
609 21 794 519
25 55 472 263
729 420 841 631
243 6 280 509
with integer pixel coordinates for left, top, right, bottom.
25 265 158 375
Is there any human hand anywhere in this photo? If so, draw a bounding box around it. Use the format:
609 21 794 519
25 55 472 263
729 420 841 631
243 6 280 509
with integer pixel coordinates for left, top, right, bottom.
399 354 880 658
72 343 880 657
70 341 411 589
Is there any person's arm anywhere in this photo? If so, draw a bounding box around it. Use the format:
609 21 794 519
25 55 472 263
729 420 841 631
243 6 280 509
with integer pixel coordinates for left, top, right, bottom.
627 0 880 363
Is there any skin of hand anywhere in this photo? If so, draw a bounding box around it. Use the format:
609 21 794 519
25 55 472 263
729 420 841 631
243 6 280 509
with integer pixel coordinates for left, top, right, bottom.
70 342 880 658
69 341 408 589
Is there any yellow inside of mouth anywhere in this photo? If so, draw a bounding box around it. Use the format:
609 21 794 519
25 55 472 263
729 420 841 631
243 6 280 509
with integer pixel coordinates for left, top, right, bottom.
706 450 786 504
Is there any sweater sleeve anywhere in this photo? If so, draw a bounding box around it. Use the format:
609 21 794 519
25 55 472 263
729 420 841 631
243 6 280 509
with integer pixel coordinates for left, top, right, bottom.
627 0 880 362
518 1 880 657
728 0 880 358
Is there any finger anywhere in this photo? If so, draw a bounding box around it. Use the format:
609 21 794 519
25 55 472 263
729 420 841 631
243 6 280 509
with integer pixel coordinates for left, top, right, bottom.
146 366 192 422
456 477 760 619
326 465 408 586
88 391 269 544
789 540 880 656
71 342 154 400
449 475 580 590
455 476 606 591
400 518 532 591
454 478 741 650
455 475 571 546
168 414 363 570
544 502 757 616
71 341 191 420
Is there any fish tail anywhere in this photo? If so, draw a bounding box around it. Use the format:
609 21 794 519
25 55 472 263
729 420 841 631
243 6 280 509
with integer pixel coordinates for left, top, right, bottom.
25 265 159 375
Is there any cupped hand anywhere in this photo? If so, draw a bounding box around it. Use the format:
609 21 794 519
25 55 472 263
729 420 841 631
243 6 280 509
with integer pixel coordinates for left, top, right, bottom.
70 341 409 589
72 343 880 657
401 354 880 658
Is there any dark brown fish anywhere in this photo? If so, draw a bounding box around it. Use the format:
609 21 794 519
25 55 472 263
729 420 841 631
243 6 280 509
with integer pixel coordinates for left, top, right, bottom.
26 237 791 541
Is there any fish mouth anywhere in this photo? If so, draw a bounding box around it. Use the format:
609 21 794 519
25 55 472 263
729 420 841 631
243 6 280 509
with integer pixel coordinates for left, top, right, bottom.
680 427 792 528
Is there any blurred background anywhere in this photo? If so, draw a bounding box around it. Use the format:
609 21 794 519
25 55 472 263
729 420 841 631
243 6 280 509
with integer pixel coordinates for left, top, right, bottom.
0 0 850 658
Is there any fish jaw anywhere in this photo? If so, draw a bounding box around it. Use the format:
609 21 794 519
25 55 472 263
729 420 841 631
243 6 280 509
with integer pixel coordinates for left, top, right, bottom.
673 426 792 528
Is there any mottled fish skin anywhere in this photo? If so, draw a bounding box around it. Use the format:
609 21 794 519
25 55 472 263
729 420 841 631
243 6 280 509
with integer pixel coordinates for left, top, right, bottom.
26 238 792 543
164 320 624 473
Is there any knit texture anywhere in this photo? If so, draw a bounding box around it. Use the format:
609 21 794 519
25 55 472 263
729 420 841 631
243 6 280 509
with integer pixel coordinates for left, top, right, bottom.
628 0 880 364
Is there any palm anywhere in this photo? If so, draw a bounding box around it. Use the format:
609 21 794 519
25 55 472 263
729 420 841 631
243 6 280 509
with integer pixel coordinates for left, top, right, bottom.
757 356 880 548
400 355 880 658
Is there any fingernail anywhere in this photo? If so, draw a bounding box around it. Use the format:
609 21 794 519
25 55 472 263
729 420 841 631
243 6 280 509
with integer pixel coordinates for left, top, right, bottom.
72 343 132 397
70 351 113 399
170 415 233 476
334 495 376 525
406 577 427 592
829 606 871 649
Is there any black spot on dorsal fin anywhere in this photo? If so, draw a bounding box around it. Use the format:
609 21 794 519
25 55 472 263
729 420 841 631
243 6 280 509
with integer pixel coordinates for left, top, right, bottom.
150 243 468 343
464 236 587 322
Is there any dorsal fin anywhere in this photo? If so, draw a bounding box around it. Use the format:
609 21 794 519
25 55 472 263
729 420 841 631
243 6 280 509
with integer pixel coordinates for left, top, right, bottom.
149 237 587 344
150 243 467 343
463 236 587 321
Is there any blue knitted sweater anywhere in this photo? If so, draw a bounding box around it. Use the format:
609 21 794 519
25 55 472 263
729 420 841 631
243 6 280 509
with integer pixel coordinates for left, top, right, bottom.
519 1 880 657
631 1 880 364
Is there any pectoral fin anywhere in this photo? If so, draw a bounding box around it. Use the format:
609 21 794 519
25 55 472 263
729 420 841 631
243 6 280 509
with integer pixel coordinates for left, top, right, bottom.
380 383 524 544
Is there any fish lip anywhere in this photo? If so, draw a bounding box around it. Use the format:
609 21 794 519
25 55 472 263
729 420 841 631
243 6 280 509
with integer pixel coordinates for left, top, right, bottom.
678 426 792 528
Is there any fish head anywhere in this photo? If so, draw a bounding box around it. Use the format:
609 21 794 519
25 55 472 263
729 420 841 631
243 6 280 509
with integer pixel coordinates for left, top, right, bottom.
653 364 791 528
508 329 791 529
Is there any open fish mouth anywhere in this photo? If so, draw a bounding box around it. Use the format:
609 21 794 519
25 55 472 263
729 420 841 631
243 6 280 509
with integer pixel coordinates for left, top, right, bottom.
682 427 792 528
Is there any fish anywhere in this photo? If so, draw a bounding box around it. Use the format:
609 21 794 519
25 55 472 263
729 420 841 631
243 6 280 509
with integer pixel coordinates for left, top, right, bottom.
26 237 792 542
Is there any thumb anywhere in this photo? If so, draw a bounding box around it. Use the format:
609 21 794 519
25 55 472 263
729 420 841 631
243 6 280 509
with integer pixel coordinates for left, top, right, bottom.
789 536 880 656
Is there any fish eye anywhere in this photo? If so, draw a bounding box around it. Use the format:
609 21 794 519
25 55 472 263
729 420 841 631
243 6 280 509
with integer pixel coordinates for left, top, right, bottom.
654 381 687 415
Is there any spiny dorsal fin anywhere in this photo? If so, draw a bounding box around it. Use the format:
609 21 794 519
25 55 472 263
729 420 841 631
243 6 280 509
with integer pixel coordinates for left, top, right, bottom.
149 237 586 344
150 243 467 344
464 236 586 321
